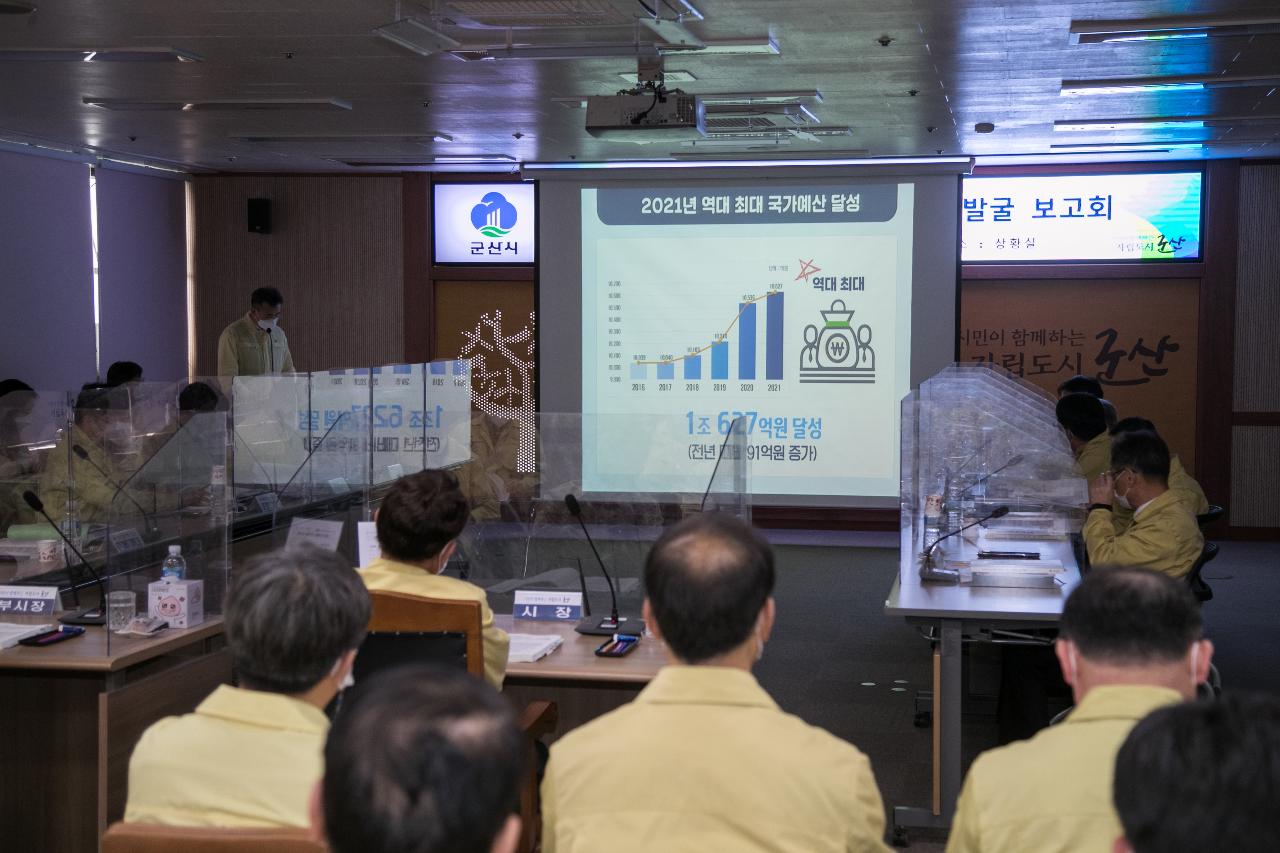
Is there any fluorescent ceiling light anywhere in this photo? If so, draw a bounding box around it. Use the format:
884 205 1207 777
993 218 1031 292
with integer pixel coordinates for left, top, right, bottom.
1070 14 1280 44
375 18 461 56
701 90 822 105
1062 73 1280 96
690 36 779 55
1055 114 1280 131
639 17 704 49
454 42 662 60
1052 138 1276 149
86 98 351 111
0 47 201 62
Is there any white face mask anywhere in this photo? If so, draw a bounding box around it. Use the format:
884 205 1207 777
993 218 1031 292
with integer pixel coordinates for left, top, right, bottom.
330 656 354 691
755 627 766 662
1113 472 1133 510
256 317 278 331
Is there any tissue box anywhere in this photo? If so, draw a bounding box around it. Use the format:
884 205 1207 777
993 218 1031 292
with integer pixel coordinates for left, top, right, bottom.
147 579 204 629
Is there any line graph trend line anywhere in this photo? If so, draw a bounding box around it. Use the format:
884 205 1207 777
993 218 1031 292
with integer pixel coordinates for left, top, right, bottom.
634 290 778 366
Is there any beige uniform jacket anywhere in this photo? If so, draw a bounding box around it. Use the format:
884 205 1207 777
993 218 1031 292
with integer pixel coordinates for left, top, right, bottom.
1083 489 1204 579
36 426 129 524
359 556 509 688
1073 432 1111 485
124 685 327 828
542 666 891 853
216 313 295 377
947 685 1181 853
1113 455 1209 533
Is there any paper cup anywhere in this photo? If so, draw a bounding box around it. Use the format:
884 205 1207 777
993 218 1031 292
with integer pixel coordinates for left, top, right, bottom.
36 539 58 562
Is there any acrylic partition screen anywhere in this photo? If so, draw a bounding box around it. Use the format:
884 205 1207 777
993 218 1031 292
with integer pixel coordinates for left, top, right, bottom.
900 363 1086 578
453 412 749 617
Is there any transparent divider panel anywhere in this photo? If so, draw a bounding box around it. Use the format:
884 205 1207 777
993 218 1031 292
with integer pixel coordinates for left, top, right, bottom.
903 363 1085 571
231 374 310 508
106 399 230 652
457 413 748 617
2 389 74 598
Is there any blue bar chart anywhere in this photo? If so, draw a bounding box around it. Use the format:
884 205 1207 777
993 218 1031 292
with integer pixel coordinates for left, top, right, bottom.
630 291 783 388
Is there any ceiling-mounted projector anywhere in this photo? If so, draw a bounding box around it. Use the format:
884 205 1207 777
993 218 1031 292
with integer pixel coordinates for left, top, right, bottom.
585 92 706 143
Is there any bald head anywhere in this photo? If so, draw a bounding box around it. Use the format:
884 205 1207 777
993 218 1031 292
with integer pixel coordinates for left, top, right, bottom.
644 514 775 663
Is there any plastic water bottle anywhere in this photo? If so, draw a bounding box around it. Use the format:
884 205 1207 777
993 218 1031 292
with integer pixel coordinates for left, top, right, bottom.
161 545 186 580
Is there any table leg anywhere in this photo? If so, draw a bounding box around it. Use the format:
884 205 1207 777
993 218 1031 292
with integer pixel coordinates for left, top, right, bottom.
892 618 964 841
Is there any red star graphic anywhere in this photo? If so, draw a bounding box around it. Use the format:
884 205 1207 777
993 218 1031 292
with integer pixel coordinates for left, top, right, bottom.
795 258 821 282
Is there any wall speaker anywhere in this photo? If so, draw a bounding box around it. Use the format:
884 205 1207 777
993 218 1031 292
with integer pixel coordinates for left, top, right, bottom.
247 198 271 234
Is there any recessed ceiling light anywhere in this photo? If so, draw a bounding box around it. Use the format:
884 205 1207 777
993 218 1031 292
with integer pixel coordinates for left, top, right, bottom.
618 70 697 83
1055 114 1280 131
1070 13 1280 44
86 98 352 111
0 47 201 62
1061 73 1280 96
374 18 461 57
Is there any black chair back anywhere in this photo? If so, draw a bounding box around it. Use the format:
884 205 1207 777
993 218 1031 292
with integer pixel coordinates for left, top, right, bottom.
352 631 469 684
1187 541 1219 603
1197 504 1225 529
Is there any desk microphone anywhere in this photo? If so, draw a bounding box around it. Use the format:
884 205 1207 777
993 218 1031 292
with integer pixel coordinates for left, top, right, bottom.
920 505 1010 582
565 494 643 636
73 444 160 540
699 417 740 511
274 411 349 500
22 490 107 625
959 454 1025 496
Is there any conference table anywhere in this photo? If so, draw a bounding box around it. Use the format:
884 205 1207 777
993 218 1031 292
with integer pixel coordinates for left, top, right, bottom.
884 521 1081 843
0 616 232 853
495 614 667 738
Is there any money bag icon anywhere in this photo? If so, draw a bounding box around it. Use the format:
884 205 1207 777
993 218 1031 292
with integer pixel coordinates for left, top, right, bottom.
803 300 856 368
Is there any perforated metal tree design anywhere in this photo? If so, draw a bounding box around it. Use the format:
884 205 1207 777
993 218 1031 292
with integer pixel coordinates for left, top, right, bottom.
459 309 536 472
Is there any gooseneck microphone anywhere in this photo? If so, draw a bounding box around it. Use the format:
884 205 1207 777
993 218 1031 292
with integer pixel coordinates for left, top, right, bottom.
959 454 1025 496
23 490 108 625
73 444 160 539
920 505 1011 582
565 494 644 636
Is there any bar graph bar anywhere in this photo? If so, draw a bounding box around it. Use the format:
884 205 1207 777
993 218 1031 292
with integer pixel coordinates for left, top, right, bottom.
452 359 466 375
630 362 647 380
766 292 784 380
657 362 675 380
738 302 756 380
430 362 447 375
684 355 702 380
711 341 728 380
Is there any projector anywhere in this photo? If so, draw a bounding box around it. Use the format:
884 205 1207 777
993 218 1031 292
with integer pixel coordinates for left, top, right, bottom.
585 92 706 143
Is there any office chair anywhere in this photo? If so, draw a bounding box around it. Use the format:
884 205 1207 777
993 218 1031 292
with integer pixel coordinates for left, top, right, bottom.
101 823 323 853
359 590 557 853
1187 541 1219 604
1196 504 1225 529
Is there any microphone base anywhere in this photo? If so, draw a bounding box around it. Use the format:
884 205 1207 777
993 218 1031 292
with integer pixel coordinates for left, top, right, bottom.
61 608 106 626
575 614 645 637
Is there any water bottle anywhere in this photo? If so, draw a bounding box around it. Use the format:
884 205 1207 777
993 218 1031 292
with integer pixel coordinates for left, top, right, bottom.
161 545 186 580
209 465 227 522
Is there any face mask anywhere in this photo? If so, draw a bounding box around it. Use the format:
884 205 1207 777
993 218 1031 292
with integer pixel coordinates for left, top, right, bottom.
1113 473 1133 510
256 317 277 331
755 627 766 662
1189 643 1200 687
104 422 138 454
330 656 354 691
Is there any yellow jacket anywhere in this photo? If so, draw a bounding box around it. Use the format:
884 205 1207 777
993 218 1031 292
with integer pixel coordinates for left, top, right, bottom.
1073 432 1111 485
1113 455 1209 533
36 426 131 524
359 556 509 688
216 313 295 377
542 666 890 853
947 685 1181 853
124 685 327 828
1084 489 1204 578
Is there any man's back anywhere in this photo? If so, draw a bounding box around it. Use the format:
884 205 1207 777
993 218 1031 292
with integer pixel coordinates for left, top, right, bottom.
125 685 328 828
1084 490 1203 578
542 666 889 853
947 685 1180 853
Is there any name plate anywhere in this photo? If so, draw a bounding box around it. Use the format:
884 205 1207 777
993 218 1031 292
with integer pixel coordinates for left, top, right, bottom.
109 527 146 553
513 590 584 622
328 477 350 495
254 493 279 513
0 585 59 615
286 517 344 551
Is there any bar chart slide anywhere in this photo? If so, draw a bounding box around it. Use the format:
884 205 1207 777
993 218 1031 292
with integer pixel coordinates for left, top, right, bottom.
628 292 784 383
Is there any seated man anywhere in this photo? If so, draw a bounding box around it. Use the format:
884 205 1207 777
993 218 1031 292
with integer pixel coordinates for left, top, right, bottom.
1084 430 1204 579
949 566 1211 853
36 384 134 524
1108 416 1208 532
1113 693 1280 853
1056 392 1112 484
542 514 890 853
125 546 369 827
1057 374 1117 428
360 469 509 688
316 664 524 853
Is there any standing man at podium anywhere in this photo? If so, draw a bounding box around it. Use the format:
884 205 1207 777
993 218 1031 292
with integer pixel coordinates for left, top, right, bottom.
216 287 295 378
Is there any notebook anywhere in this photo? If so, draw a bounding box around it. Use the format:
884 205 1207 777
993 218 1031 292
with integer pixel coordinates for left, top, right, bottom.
0 622 54 649
508 633 564 663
